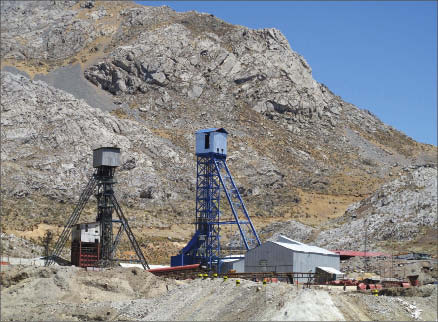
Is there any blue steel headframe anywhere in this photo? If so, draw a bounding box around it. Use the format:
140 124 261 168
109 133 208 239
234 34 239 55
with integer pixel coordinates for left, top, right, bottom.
174 149 261 269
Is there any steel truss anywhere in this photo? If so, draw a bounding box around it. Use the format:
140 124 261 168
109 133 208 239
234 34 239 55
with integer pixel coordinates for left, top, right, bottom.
186 155 261 268
46 167 149 269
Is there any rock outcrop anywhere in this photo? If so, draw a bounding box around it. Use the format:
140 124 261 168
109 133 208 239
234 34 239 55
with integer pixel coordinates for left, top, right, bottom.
1 1 96 62
314 165 438 250
0 72 193 207
260 220 315 243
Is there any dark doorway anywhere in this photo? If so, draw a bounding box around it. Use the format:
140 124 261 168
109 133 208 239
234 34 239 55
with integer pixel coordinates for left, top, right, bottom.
205 133 210 149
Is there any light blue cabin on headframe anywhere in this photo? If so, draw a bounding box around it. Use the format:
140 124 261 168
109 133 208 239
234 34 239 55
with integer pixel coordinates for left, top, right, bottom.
195 128 228 157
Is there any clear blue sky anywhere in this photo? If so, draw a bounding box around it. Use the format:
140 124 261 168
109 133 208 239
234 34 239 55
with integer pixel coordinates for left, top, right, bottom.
136 1 437 146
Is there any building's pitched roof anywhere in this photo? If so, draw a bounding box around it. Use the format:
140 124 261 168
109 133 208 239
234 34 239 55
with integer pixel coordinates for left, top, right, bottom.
220 254 245 263
271 235 337 256
316 266 344 275
93 146 120 151
195 128 228 134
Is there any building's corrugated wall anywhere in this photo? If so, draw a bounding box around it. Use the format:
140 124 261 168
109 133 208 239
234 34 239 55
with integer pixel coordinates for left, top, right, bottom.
233 259 245 272
293 252 340 281
220 258 245 273
244 242 340 280
245 242 294 273
211 132 227 155
293 252 340 273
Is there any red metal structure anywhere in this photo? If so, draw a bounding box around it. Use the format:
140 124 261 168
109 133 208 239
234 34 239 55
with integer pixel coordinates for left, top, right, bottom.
71 241 100 267
147 264 201 273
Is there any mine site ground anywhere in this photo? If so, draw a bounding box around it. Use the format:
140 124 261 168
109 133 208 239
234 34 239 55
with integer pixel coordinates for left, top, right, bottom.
1 217 437 322
0 261 437 321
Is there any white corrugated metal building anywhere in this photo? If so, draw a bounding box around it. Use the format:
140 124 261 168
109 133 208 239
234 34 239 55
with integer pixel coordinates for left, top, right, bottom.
244 236 340 278
315 266 345 283
219 255 245 273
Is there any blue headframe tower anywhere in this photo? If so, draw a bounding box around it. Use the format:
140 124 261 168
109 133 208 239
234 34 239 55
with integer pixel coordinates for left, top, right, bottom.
171 128 261 270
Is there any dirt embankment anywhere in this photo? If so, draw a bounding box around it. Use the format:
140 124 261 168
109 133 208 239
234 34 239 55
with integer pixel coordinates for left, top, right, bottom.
0 265 178 321
1 265 437 321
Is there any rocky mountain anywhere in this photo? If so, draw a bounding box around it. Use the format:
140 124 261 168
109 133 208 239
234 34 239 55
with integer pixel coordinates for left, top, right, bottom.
314 164 437 251
1 1 436 262
260 165 437 253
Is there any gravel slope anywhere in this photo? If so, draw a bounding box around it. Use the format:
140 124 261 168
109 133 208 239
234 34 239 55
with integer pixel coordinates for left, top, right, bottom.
1 265 436 321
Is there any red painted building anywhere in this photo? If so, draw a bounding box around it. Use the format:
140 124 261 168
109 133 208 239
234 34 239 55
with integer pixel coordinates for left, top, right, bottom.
71 223 100 267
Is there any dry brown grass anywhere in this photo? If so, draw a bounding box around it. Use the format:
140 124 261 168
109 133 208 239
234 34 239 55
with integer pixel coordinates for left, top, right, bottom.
1 59 49 78
149 128 193 153
7 223 63 241
326 171 384 196
400 227 438 255
110 108 130 119
291 190 361 224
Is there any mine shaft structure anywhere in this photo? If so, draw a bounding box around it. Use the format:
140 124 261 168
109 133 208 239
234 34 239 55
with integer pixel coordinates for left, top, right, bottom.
46 147 149 269
171 128 261 270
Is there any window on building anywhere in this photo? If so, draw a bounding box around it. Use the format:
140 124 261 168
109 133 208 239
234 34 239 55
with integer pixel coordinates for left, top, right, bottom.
205 133 210 149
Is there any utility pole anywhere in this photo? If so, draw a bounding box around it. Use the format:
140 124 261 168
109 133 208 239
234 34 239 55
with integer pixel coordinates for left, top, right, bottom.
364 218 369 272
390 221 395 280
